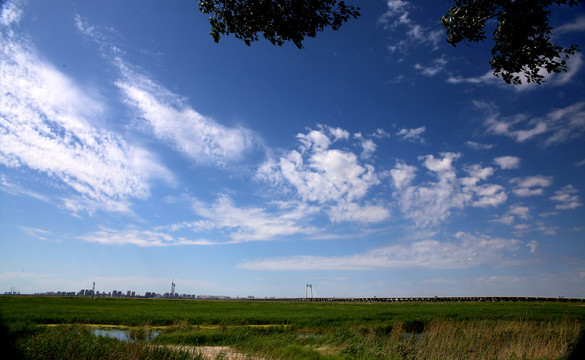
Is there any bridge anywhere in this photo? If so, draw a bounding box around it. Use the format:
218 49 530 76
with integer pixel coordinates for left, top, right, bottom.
255 296 585 303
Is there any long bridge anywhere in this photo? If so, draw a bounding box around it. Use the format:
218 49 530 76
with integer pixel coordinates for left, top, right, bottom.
256 296 585 303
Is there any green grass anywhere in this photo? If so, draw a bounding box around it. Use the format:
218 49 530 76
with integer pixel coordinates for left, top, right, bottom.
2 296 583 327
1 296 584 359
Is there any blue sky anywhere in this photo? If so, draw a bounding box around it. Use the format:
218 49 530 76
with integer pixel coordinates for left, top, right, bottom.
1 0 584 298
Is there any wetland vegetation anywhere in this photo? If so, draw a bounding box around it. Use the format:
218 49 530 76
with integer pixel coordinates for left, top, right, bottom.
1 296 584 359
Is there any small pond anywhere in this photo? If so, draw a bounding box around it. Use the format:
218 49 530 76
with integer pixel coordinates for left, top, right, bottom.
92 328 160 342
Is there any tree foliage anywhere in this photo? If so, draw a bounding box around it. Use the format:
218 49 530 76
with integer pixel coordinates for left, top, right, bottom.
197 0 583 85
197 0 360 49
441 0 583 84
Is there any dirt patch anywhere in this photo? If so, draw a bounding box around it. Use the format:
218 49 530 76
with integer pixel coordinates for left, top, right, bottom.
162 345 264 360
315 344 339 356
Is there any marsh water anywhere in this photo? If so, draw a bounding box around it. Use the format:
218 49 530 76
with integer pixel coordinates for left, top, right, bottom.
92 328 160 342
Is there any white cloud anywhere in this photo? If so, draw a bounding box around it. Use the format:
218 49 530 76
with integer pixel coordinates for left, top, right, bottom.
492 205 557 235
187 195 320 242
512 222 557 236
555 16 585 34
74 15 260 166
74 14 98 40
239 232 524 270
257 127 388 224
396 126 426 142
447 71 500 86
510 176 553 197
471 184 507 207
326 126 350 141
360 138 377 159
20 226 56 241
554 53 583 85
79 227 214 247
116 73 258 166
465 141 496 150
463 164 494 184
297 129 332 152
510 53 584 88
281 130 380 203
551 185 583 210
392 153 468 227
421 152 460 173
255 157 284 185
328 201 389 223
390 162 417 190
477 101 585 145
460 165 506 207
491 206 526 224
0 0 23 27
414 56 448 76
491 214 515 225
486 114 548 142
280 148 379 203
159 195 320 244
354 132 377 159
448 53 583 88
543 101 585 145
494 156 521 170
382 0 409 15
0 27 172 214
526 240 539 255
509 205 530 220
372 128 390 139
0 175 50 202
392 154 508 227
379 0 442 54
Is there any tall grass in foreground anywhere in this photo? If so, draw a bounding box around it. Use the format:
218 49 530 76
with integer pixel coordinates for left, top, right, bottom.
412 319 582 359
5 324 202 360
331 319 584 360
154 318 584 359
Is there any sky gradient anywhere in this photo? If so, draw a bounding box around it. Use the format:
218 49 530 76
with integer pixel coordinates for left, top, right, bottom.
1 0 585 298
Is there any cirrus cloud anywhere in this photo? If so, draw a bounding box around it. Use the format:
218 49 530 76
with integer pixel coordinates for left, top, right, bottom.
74 14 261 167
0 24 173 215
476 100 585 145
239 232 525 270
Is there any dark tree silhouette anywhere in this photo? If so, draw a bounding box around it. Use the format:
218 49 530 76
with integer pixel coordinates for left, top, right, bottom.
441 0 583 84
197 0 360 49
198 0 583 85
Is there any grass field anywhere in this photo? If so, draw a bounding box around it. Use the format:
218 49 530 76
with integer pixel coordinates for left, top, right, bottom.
1 296 584 359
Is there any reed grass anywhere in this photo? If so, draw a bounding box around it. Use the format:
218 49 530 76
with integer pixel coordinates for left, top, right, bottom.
412 319 582 359
150 318 583 359
8 324 201 360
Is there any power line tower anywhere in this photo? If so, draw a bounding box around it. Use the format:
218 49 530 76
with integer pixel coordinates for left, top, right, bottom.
171 280 176 298
305 284 313 300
